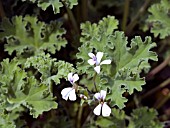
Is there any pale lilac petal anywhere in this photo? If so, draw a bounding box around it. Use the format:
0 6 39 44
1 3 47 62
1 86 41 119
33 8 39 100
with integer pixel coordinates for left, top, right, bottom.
100 90 106 100
61 87 73 101
94 66 101 74
88 59 96 65
73 74 79 83
68 73 73 82
88 53 95 58
93 104 102 116
100 60 111 65
96 52 103 65
102 103 111 117
94 92 101 100
69 89 76 101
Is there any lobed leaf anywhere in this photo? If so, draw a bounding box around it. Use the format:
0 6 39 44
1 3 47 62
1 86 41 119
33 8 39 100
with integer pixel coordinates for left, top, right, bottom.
129 107 163 128
0 58 58 118
21 0 78 14
77 16 158 108
147 0 170 39
25 52 75 86
7 77 58 118
0 16 67 56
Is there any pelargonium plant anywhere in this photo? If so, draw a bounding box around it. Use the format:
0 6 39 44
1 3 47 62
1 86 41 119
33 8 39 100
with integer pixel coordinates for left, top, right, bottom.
0 0 167 127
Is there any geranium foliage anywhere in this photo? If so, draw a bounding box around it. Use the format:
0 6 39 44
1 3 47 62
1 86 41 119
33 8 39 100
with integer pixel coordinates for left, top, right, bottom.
0 16 67 56
147 0 170 39
77 16 158 108
0 58 58 118
90 107 163 128
129 107 163 128
21 0 78 14
0 0 166 127
25 53 75 86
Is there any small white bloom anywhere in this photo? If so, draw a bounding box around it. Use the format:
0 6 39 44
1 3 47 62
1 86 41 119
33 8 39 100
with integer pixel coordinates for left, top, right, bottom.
80 94 87 100
61 73 79 101
61 87 76 101
93 90 111 117
68 73 79 84
88 52 111 74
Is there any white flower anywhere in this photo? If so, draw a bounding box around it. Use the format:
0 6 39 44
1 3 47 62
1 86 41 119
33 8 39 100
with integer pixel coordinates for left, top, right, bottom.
80 94 87 100
61 73 79 101
93 90 111 117
88 52 111 74
61 87 76 101
68 73 79 85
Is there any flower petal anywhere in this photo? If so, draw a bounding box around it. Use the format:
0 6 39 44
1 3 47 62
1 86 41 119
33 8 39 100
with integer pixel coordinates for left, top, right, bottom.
61 87 73 100
73 74 79 83
88 53 95 58
94 92 101 100
100 90 106 100
88 59 96 65
94 66 101 74
69 89 76 101
68 73 73 82
93 104 102 116
100 60 111 65
80 94 87 100
102 103 111 117
96 52 103 65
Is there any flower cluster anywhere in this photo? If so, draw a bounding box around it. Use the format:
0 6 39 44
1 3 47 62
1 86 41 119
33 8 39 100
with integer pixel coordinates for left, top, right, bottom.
61 52 112 117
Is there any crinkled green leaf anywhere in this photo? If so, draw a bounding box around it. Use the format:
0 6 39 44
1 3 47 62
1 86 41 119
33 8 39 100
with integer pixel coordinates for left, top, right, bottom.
147 0 170 39
7 77 58 118
0 16 67 56
37 0 63 14
0 106 26 128
0 58 58 118
51 60 75 85
25 53 57 83
77 16 157 108
25 52 75 85
129 107 163 128
0 113 16 128
21 0 78 14
77 16 118 75
0 58 25 94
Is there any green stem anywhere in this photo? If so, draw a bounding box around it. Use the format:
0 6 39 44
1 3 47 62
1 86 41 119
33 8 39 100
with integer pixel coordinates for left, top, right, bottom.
121 0 130 31
142 78 170 99
154 92 170 109
63 2 80 35
81 0 88 22
0 0 6 18
146 55 170 80
81 111 93 128
77 105 83 128
133 94 140 108
93 73 98 92
126 0 151 35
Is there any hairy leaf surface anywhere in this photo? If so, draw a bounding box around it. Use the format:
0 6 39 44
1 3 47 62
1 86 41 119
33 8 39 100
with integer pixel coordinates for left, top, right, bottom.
25 53 75 86
147 0 170 38
129 107 163 128
0 58 58 118
77 16 158 108
21 0 78 14
0 16 67 56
